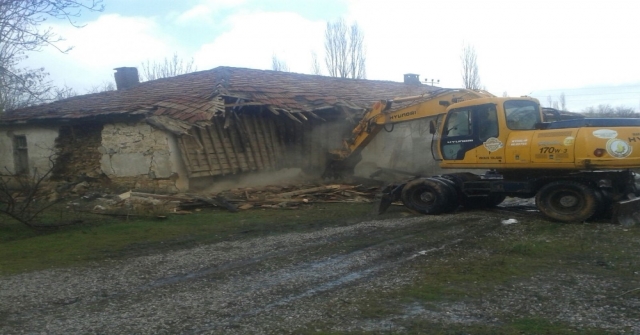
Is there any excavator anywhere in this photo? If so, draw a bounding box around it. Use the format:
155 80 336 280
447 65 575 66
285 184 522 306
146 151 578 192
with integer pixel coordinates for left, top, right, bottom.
325 88 640 224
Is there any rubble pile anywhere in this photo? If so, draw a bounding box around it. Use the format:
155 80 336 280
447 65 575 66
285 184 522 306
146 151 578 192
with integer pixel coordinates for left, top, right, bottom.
78 183 379 216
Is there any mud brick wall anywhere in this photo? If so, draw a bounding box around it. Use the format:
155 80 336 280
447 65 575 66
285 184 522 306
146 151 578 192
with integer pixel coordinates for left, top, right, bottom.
100 122 181 193
52 123 104 181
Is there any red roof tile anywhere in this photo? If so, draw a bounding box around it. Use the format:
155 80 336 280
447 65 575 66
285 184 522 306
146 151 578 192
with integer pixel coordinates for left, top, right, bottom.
1 66 437 124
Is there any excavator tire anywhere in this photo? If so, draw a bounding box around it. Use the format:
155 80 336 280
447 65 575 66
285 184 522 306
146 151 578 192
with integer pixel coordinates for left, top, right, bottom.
535 181 598 223
431 177 461 213
590 189 612 220
401 178 453 215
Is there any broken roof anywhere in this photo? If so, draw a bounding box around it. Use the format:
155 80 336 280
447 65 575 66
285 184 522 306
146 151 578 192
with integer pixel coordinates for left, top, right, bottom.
0 66 437 125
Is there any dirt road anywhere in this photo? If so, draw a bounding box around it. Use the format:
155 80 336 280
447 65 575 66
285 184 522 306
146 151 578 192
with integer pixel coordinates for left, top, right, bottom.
1 210 638 334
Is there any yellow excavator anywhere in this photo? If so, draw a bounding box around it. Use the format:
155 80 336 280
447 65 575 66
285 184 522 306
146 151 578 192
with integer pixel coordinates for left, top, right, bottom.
326 88 640 224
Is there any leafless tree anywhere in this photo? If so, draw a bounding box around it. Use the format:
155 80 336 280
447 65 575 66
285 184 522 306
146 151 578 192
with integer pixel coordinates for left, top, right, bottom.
271 54 289 72
139 52 197 81
583 104 637 118
547 95 553 108
0 154 73 229
51 84 78 101
85 81 115 94
0 0 103 113
559 92 566 110
0 66 51 111
324 18 366 79
460 43 481 90
502 91 508 97
310 51 322 75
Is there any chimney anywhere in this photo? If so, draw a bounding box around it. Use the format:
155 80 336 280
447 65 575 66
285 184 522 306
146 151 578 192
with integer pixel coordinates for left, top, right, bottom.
113 67 140 90
403 73 421 85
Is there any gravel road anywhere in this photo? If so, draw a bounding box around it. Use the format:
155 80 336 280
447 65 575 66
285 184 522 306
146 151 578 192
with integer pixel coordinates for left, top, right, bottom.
1 213 638 334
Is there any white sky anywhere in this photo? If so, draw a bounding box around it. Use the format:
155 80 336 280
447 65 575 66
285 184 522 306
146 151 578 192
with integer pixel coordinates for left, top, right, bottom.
22 0 640 112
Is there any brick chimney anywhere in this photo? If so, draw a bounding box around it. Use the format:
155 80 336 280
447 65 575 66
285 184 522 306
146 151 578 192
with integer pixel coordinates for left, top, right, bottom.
113 67 140 90
403 73 421 85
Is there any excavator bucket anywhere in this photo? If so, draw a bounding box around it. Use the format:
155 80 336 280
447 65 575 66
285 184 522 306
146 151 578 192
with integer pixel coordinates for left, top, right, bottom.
374 193 394 214
611 197 640 226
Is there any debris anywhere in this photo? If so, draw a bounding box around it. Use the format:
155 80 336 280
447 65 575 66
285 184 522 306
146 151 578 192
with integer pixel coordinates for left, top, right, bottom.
501 218 518 225
85 183 379 216
273 185 342 199
238 203 254 210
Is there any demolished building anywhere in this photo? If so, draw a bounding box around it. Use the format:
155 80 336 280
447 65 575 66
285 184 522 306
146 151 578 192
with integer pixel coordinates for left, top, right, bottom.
0 67 437 193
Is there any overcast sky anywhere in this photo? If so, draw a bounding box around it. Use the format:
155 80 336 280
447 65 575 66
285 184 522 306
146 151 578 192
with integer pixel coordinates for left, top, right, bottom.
23 0 640 112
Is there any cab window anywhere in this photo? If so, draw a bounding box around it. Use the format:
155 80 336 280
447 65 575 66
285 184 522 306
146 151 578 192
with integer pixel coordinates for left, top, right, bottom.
443 109 472 137
504 100 541 130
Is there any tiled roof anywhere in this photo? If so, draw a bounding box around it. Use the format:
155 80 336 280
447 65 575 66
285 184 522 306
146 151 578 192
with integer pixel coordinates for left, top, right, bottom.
1 66 437 124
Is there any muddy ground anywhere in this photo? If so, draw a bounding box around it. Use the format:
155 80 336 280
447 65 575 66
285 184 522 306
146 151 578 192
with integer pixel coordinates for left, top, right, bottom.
1 203 639 334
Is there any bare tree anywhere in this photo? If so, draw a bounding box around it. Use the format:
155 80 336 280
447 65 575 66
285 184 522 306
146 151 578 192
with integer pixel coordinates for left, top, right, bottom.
52 84 78 101
310 51 322 75
271 54 289 72
460 43 481 89
324 18 366 79
85 81 115 94
0 155 72 229
0 0 103 113
559 92 566 110
0 66 51 111
583 104 637 117
547 95 553 108
139 52 197 81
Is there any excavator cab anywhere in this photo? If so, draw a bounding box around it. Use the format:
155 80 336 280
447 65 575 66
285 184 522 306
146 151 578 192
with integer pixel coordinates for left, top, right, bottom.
434 98 542 168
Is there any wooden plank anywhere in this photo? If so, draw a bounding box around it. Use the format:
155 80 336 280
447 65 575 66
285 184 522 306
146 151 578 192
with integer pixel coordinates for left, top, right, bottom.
271 185 341 199
266 117 281 168
195 127 215 172
283 110 302 124
213 117 235 174
229 111 251 171
259 116 277 169
178 136 195 177
236 113 261 170
306 111 326 122
267 106 280 115
246 114 267 169
250 115 270 170
254 116 276 169
204 125 224 173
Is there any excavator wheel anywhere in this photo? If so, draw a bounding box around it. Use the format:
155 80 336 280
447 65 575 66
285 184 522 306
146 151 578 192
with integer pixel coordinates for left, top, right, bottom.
431 177 460 213
401 178 454 215
535 181 598 223
590 189 612 220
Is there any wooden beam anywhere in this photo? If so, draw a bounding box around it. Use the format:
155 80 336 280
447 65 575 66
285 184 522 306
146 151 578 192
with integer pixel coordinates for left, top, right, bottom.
306 111 326 122
213 117 235 174
283 110 302 124
205 125 224 174
267 106 280 115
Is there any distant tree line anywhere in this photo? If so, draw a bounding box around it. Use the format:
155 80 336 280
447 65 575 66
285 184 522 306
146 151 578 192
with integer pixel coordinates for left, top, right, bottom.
582 104 638 118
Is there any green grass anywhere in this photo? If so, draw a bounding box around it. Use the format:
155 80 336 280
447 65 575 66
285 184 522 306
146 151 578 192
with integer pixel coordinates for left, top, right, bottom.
0 203 385 275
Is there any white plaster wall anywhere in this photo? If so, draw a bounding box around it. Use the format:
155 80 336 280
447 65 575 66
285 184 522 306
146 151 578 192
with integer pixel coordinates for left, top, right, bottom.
100 122 189 191
0 125 59 175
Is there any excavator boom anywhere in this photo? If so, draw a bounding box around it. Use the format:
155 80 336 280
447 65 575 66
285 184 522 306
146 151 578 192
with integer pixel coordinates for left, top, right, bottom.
324 88 494 177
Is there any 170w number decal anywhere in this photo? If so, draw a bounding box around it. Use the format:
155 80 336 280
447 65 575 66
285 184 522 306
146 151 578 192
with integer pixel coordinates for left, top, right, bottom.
539 146 567 154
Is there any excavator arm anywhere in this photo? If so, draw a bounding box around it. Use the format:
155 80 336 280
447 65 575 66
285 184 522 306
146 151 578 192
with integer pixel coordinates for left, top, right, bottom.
324 88 495 177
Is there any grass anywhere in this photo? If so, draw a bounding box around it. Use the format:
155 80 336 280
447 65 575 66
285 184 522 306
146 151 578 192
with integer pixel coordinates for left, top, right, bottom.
0 202 386 275
345 219 640 334
3 203 639 333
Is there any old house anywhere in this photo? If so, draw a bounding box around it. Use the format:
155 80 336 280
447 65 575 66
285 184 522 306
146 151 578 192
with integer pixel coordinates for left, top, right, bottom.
0 67 438 193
